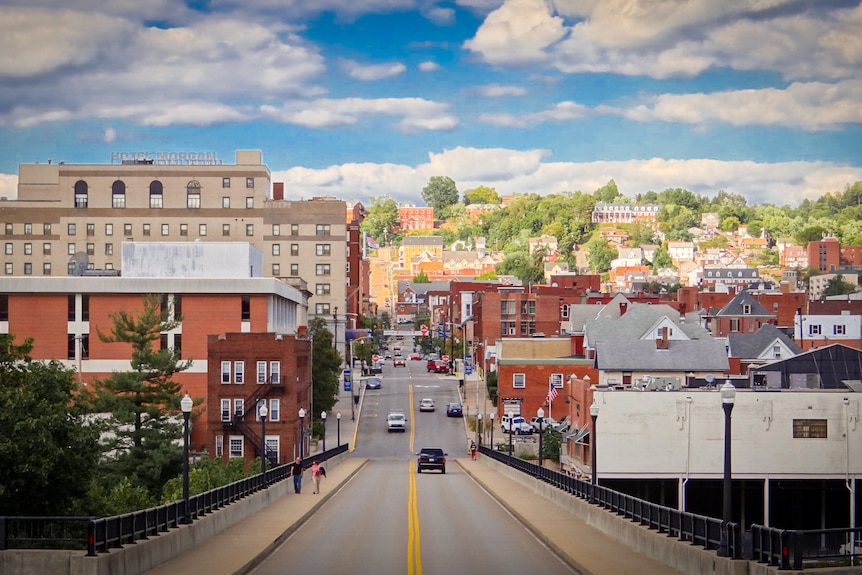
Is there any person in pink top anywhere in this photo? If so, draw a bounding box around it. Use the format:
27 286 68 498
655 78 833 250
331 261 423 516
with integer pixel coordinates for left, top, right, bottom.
311 461 326 494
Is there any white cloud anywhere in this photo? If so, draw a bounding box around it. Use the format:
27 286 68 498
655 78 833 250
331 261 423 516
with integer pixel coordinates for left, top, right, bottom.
342 59 407 81
271 147 862 207
463 0 566 65
103 127 117 143
479 101 589 127
473 84 527 97
418 61 439 72
424 6 455 24
261 97 458 131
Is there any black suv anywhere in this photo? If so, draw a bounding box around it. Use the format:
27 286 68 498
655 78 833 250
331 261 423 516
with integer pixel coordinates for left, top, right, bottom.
416 447 447 474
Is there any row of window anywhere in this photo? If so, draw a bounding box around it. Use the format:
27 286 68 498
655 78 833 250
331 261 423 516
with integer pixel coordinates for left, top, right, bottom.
3 222 333 237
511 373 566 388
6 240 335 257
500 321 537 336
807 324 847 335
221 360 282 384
220 398 281 423
214 432 280 460
501 300 536 315
66 332 181 359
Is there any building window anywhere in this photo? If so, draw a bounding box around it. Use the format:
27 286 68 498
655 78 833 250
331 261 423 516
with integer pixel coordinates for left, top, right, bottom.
229 436 243 458
68 243 76 255
290 263 299 275
272 263 280 275
268 398 280 422
23 243 31 255
149 181 163 208
222 177 230 188
809 324 821 335
143 224 151 236
86 243 94 256
86 223 95 236
241 294 251 320
246 177 254 188
3 243 10 255
82 295 89 321
23 262 32 275
0 295 7 321
222 224 230 236
221 399 231 421
4 263 11 275
74 180 88 208
234 361 245 384
161 224 169 236
793 419 827 438
550 373 563 387
291 224 299 236
729 319 740 332
272 244 280 256
270 362 280 384
3 223 11 235
187 180 202 209
561 304 569 318
272 224 280 236
105 243 113 255
221 361 231 384
290 244 299 256
834 324 846 335
199 224 207 236
180 224 188 236
742 304 751 315
257 361 267 383
316 244 331 257
112 180 126 208
43 263 51 275
101 223 111 236
43 223 51 235
316 224 330 236
124 223 132 236
316 263 331 276
234 398 244 417
215 435 224 458
43 243 51 255
315 303 331 315
222 196 230 208
246 197 254 208
245 224 254 236
68 223 76 235
316 283 331 296
513 373 526 388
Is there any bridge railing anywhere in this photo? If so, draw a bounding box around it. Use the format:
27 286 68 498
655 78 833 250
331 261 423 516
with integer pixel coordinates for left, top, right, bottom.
0 443 349 553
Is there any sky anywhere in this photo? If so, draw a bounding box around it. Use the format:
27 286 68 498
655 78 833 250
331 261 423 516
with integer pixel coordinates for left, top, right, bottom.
1 0 861 207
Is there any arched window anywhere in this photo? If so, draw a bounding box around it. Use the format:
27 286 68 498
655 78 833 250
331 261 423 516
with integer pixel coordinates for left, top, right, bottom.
74 180 88 208
149 180 163 209
187 180 201 209
112 180 126 208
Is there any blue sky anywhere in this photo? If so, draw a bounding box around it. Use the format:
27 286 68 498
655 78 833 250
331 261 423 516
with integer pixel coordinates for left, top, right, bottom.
1 0 861 206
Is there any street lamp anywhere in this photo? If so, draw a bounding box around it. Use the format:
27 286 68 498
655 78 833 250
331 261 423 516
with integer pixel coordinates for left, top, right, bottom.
336 412 342 446
508 413 514 457
259 402 268 487
489 412 495 450
537 407 545 469
590 400 600 500
477 413 483 447
299 408 307 460
321 411 327 452
180 393 193 524
718 380 737 558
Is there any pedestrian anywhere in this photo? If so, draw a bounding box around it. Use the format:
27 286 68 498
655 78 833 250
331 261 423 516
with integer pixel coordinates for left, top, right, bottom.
470 440 477 460
290 456 303 493
311 460 326 494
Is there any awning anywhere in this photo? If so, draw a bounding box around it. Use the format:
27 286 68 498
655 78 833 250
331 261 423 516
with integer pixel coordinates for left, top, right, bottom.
568 426 590 444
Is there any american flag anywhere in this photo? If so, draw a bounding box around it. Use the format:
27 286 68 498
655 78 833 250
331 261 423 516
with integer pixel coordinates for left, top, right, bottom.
546 380 559 403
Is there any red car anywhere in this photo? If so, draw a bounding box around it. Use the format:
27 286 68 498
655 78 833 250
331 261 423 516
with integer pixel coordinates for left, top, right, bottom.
427 359 448 373
410 353 421 360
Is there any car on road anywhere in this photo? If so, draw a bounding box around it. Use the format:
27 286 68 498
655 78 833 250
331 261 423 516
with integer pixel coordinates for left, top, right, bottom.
427 359 448 373
416 447 447 473
501 414 533 435
387 410 407 432
409 353 421 360
446 402 463 417
364 377 382 390
419 398 435 412
393 357 406 367
529 416 560 433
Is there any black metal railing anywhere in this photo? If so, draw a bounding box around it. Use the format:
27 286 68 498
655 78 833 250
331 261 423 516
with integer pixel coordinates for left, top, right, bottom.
750 525 862 569
0 443 349 553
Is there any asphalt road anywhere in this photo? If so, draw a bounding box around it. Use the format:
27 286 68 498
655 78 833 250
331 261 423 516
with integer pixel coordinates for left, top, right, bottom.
250 360 578 575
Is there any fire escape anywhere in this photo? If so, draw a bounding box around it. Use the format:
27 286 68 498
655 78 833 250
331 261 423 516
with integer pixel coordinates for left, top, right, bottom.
221 375 286 466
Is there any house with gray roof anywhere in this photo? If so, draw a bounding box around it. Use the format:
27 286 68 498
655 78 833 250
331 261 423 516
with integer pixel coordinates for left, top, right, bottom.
706 290 777 337
727 324 803 375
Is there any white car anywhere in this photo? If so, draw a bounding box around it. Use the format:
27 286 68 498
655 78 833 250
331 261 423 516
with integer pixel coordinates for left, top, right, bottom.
500 414 533 435
387 410 407 432
419 398 435 412
529 416 560 433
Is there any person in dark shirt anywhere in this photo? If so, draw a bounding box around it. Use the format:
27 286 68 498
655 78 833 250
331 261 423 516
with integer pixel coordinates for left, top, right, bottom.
290 457 303 493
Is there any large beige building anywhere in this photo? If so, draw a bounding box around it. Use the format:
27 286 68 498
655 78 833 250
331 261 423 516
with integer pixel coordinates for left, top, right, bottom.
0 150 354 339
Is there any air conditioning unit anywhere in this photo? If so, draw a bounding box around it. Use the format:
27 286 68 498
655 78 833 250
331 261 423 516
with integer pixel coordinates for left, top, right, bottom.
508 326 516 335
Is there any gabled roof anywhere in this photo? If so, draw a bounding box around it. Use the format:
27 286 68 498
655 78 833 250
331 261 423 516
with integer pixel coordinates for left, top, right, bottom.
755 344 862 390
595 339 729 371
715 290 774 318
726 324 803 359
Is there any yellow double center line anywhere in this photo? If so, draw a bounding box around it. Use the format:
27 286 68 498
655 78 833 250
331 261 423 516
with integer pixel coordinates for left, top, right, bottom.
407 384 422 575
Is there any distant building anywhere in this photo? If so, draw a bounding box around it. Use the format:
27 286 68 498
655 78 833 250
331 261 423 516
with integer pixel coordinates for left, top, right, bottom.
398 204 434 231
591 202 662 224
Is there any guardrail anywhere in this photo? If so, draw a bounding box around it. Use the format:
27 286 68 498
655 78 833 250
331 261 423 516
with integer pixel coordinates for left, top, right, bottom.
0 443 349 553
482 446 862 570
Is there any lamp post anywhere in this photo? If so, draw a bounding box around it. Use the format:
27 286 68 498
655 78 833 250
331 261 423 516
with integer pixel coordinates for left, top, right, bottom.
259 402 268 487
336 412 342 446
180 393 193 524
508 413 514 457
321 411 327 452
718 380 736 558
299 408 307 460
537 407 545 469
590 400 599 501
332 306 338 350
489 412 495 450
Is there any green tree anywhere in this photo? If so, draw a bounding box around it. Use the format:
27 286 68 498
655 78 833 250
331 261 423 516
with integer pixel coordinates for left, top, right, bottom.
496 251 544 284
627 220 656 246
463 185 500 205
308 317 342 420
720 216 741 232
360 196 399 245
586 238 617 272
0 334 101 515
592 180 621 203
161 456 253 504
794 225 829 245
823 274 858 297
421 176 459 216
89 295 193 499
651 244 674 272
413 271 430 283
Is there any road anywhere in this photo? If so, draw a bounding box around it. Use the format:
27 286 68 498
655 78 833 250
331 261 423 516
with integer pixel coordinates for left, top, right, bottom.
250 356 578 575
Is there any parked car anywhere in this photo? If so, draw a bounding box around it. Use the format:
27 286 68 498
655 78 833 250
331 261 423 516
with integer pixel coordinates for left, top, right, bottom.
446 402 463 417
500 414 533 434
393 357 406 367
387 410 407 432
416 447 447 473
427 359 448 373
364 377 382 390
419 398 435 412
529 416 560 433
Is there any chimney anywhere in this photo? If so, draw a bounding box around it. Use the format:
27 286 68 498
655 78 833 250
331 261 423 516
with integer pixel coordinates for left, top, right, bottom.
728 286 735 296
619 302 628 316
656 326 669 349
273 182 284 200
